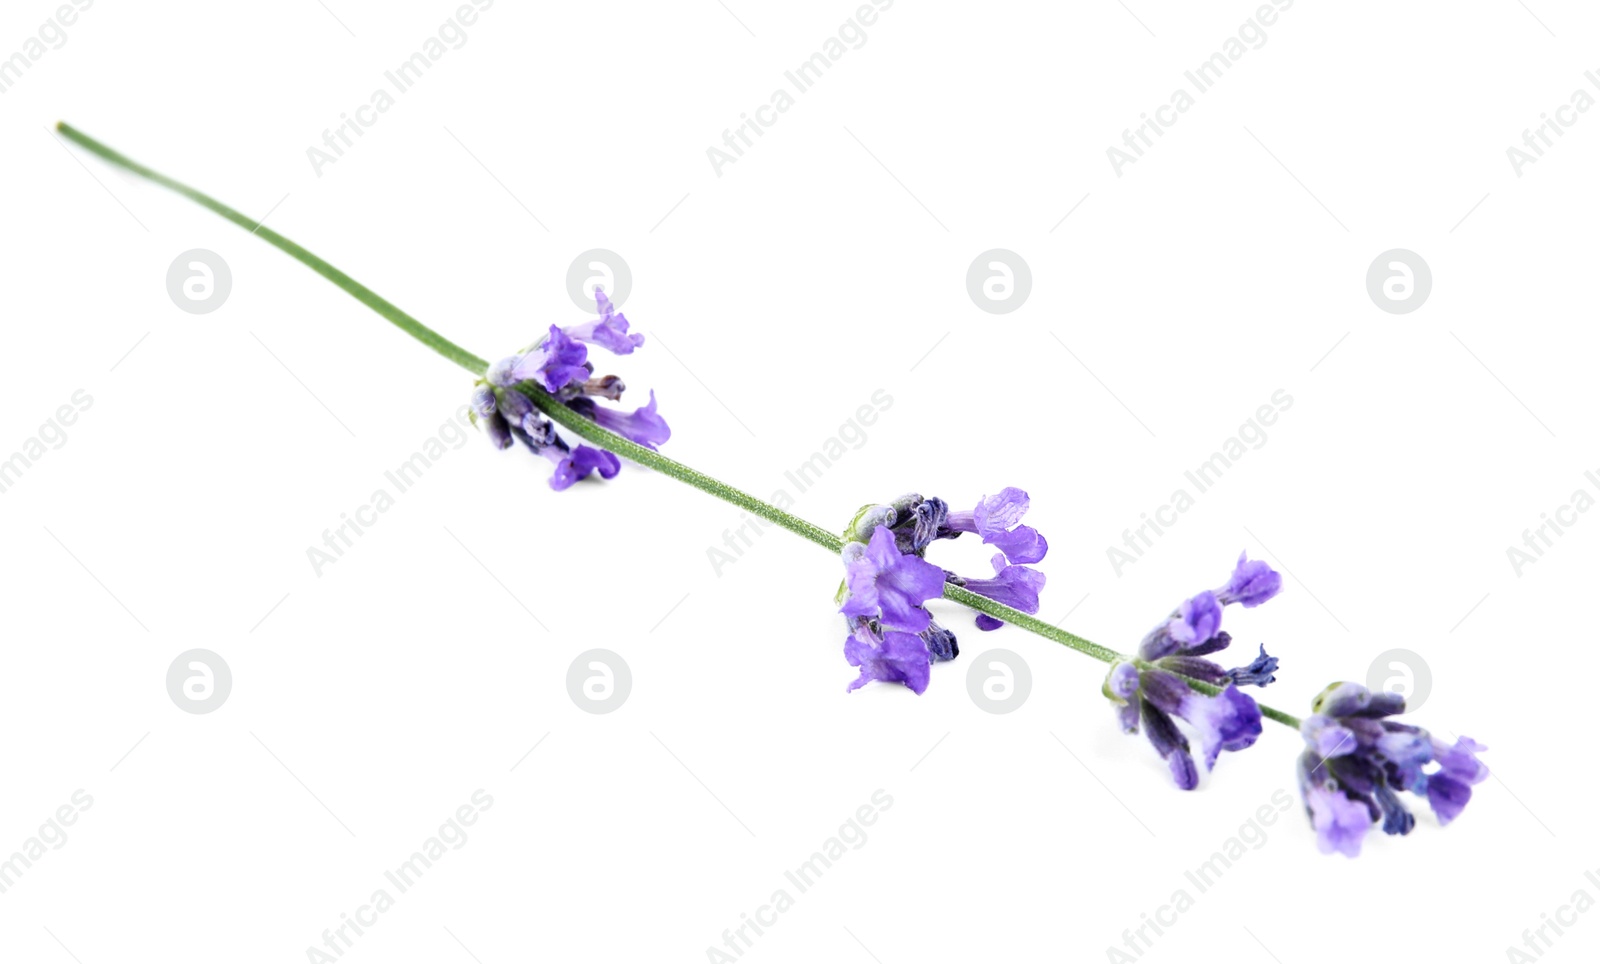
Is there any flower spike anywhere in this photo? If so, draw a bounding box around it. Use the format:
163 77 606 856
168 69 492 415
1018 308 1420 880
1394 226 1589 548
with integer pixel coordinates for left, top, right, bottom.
1296 682 1488 857
1108 553 1283 789
53 120 1497 859
473 292 670 490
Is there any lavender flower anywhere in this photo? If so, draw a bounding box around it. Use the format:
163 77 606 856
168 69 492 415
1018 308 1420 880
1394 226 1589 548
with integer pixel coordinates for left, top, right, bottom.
956 553 1045 632
884 493 949 555
500 324 590 393
844 628 932 694
920 619 959 662
565 291 645 355
905 487 1052 632
836 523 952 694
543 442 621 491
1140 554 1281 659
496 382 554 438
473 292 669 490
1216 644 1278 687
1106 554 1284 789
1171 591 1222 647
942 487 1048 564
1217 551 1282 608
840 525 946 634
568 390 671 450
483 411 513 450
1295 681 1488 857
1107 660 1266 790
835 487 1054 688
470 386 497 419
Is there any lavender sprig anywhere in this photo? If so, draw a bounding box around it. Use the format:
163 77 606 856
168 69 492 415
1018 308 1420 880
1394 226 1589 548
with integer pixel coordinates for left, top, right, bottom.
48 121 1301 724
57 122 1489 855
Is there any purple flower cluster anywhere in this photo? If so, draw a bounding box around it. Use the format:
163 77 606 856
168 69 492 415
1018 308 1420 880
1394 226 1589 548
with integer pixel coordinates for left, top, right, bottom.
838 489 1049 694
1105 553 1283 789
1297 682 1489 857
474 292 669 490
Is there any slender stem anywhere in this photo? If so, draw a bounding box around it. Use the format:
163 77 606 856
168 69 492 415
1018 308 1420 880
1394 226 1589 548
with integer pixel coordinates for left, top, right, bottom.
1255 701 1302 729
942 584 1123 663
54 122 489 376
518 386 843 553
58 121 1302 731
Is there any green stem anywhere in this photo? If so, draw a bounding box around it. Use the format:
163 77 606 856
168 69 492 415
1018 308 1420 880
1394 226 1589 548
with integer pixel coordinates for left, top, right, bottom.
58 121 1301 731
520 387 842 553
942 584 1122 663
54 122 488 376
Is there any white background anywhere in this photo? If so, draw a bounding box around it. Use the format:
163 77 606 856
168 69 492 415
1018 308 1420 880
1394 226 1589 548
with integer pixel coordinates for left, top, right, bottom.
2 1 1596 961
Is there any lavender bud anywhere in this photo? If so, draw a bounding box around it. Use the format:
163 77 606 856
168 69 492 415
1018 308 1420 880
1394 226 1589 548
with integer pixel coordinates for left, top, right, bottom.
470 386 497 418
583 375 626 401
484 412 513 450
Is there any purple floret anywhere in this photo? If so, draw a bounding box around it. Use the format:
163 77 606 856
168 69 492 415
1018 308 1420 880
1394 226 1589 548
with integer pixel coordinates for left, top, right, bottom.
572 390 671 450
566 291 646 355
543 443 621 491
840 526 947 634
1293 682 1488 856
944 487 1049 565
844 629 933 695
1170 591 1222 648
960 553 1046 615
509 325 591 393
1217 551 1282 608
